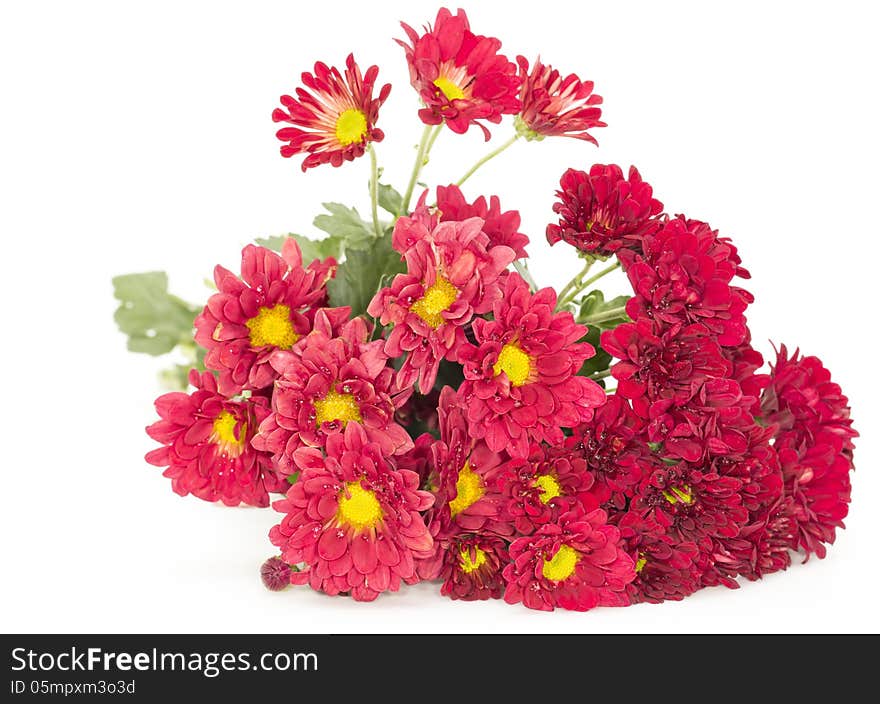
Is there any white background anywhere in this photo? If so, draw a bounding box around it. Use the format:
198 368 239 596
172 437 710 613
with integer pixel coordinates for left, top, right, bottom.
2 0 878 633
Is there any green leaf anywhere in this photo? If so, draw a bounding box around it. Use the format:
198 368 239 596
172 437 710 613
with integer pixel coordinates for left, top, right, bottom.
255 233 343 264
377 183 403 216
577 290 631 329
112 272 200 356
327 233 405 318
577 325 613 378
313 202 374 251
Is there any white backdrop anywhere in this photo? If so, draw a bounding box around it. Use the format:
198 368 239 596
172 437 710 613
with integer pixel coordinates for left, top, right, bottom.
2 0 878 633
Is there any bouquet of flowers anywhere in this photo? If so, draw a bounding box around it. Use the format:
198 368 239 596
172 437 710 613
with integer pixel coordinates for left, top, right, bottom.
113 8 857 611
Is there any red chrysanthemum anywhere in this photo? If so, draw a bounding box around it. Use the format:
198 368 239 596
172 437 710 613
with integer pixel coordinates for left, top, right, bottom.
515 56 605 143
499 444 598 535
436 184 529 259
396 432 438 493
761 345 857 453
458 273 606 458
368 210 515 393
254 314 411 475
436 534 510 601
503 507 635 612
269 423 434 602
145 370 284 507
546 164 663 257
194 240 330 396
602 319 732 416
616 512 702 604
272 54 391 171
398 8 521 138
621 216 753 346
565 395 654 512
724 334 769 417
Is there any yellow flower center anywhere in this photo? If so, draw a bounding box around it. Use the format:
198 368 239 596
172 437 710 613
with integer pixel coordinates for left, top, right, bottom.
434 76 464 101
245 304 299 349
493 342 532 386
211 410 246 456
449 462 485 517
534 474 563 504
459 546 487 574
636 554 647 573
410 276 458 329
337 481 383 532
542 544 579 582
335 108 368 146
662 485 695 506
314 389 362 428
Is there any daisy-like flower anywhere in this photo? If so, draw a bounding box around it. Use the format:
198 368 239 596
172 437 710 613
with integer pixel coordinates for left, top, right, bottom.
566 395 654 512
515 56 605 143
499 444 598 535
437 534 510 601
194 240 329 396
145 370 284 507
503 507 635 612
269 423 434 602
397 8 521 138
254 314 412 476
436 184 529 259
272 54 391 171
616 512 701 604
459 273 608 457
621 216 754 347
546 164 663 257
368 211 515 393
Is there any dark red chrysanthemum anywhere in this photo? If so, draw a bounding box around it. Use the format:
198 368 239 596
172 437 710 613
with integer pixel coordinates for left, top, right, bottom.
565 395 654 512
458 273 606 457
515 56 605 143
498 444 598 535
254 314 412 476
398 8 521 138
616 512 701 604
368 209 514 393
621 216 753 347
145 370 284 507
436 184 530 259
273 54 391 171
436 534 509 601
269 423 434 602
546 164 663 257
194 240 329 396
503 507 635 611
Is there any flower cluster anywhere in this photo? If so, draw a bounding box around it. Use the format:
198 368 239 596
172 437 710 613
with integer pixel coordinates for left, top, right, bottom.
128 7 857 612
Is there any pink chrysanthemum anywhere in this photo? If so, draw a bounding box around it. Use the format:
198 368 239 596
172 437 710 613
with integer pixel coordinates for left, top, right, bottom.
499 444 598 535
398 8 521 138
621 216 754 346
459 273 606 457
566 395 654 512
515 56 605 143
546 164 663 257
616 512 701 604
194 240 329 396
272 54 391 171
368 211 514 393
436 184 529 259
254 314 412 476
437 534 510 601
503 507 635 611
269 423 434 602
145 370 284 507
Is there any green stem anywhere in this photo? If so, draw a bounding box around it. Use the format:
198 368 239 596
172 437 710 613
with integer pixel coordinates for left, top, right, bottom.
455 134 520 187
368 144 382 237
556 259 595 309
589 369 613 381
580 261 621 290
513 260 538 292
582 306 628 325
402 124 441 215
